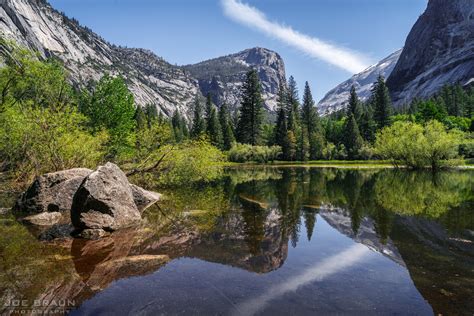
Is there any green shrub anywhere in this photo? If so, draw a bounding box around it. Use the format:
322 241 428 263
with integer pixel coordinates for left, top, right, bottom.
374 120 463 169
228 143 282 163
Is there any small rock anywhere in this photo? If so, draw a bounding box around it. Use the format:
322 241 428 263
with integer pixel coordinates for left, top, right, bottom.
23 212 63 226
0 208 10 215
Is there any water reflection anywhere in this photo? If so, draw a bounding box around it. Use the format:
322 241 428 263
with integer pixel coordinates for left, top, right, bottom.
0 167 472 315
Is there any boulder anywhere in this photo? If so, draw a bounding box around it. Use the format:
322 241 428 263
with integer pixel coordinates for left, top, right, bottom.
15 168 92 214
71 162 142 232
130 184 162 213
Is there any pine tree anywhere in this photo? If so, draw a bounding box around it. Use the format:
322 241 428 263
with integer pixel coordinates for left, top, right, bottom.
301 81 318 134
286 76 300 132
191 94 205 138
219 103 235 150
172 110 184 142
207 106 223 147
372 75 393 129
344 113 363 159
204 94 223 146
236 69 264 145
358 103 376 143
134 106 146 130
273 84 288 148
347 85 362 120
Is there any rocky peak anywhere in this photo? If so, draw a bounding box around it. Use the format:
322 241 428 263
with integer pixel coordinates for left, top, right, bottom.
317 49 402 115
386 0 474 106
183 47 286 112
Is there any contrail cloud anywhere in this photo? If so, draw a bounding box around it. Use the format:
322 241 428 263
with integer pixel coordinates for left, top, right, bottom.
221 0 371 74
231 244 370 315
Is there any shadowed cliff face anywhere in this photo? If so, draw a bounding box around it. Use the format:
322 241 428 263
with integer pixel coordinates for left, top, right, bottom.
386 0 474 106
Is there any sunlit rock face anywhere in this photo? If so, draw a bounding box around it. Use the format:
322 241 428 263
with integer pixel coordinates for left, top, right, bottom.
317 50 401 115
183 47 287 112
386 0 474 106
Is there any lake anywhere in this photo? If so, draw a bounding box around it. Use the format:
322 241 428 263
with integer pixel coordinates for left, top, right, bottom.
1 167 473 315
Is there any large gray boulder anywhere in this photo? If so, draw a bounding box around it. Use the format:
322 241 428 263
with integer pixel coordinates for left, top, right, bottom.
71 162 142 232
15 168 93 214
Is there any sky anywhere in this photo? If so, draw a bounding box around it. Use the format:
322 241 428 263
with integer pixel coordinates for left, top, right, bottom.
49 0 428 102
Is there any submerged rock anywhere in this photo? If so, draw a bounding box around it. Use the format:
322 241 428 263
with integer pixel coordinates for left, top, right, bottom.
15 168 93 214
23 211 63 226
71 162 142 232
130 184 162 213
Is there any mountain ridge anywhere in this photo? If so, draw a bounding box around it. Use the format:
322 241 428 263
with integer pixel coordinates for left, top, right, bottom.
0 0 285 117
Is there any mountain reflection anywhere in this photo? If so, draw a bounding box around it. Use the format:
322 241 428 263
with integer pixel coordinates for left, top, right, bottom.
0 167 472 314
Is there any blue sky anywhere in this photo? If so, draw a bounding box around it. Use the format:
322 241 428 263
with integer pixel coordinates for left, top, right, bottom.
49 0 427 101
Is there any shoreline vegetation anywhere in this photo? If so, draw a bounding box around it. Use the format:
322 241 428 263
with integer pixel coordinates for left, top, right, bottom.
0 38 473 192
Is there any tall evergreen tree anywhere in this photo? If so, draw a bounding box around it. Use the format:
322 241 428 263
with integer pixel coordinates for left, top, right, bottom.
347 85 362 120
372 75 393 129
286 76 300 132
344 113 363 159
219 103 235 150
273 84 288 147
236 69 264 145
207 106 223 147
301 81 318 134
205 93 213 122
144 104 158 127
191 94 205 138
134 106 146 130
358 103 376 143
172 110 184 142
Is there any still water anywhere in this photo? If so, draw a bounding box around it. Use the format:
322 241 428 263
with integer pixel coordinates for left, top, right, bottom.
1 167 473 315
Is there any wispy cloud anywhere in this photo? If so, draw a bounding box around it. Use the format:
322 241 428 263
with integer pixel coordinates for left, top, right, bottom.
231 244 370 315
221 0 371 74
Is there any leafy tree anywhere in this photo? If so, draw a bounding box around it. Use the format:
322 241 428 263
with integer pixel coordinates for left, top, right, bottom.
80 74 136 157
297 128 310 161
191 94 206 138
371 75 393 129
344 114 364 159
284 130 297 161
236 69 264 145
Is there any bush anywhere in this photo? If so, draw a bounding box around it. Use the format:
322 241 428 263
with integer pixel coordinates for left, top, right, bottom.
156 139 225 186
228 143 282 163
0 104 107 182
374 120 463 169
